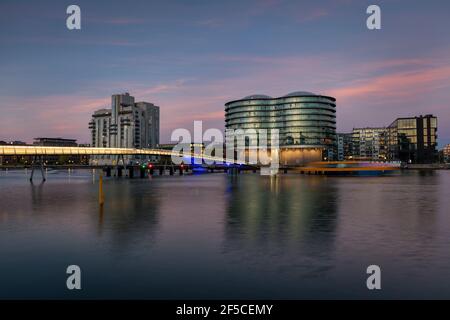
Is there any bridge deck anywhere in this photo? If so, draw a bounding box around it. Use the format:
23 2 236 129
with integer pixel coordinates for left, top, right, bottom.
0 146 242 164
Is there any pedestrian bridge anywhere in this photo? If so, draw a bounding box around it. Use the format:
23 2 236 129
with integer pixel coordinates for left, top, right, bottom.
0 145 242 164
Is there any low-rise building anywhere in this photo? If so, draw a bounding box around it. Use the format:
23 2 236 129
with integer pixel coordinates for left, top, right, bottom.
443 144 450 163
0 141 29 165
33 137 77 147
33 137 80 164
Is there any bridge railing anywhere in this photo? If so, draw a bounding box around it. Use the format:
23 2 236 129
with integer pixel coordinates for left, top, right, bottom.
0 146 244 165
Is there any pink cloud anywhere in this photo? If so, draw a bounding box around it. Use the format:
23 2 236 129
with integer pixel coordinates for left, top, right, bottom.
0 94 110 143
136 55 450 142
2 53 450 145
328 65 450 103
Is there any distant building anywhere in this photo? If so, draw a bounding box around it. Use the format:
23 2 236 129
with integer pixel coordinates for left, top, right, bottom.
351 127 387 160
442 144 450 163
0 141 29 165
135 101 160 149
33 137 77 147
1 140 28 145
33 137 80 164
337 133 353 161
387 115 438 164
89 92 160 164
1 139 81 165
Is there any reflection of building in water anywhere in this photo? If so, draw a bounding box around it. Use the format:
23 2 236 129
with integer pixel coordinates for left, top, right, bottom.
95 180 161 251
223 175 338 269
333 171 439 274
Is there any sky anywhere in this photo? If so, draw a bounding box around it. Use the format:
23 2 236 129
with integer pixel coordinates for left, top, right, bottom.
0 0 449 146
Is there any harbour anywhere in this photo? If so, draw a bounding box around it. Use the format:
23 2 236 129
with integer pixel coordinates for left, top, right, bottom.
1 169 450 299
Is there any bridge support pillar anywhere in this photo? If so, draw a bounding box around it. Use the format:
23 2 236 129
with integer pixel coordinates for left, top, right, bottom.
30 155 46 182
118 154 127 176
140 167 146 178
128 167 134 178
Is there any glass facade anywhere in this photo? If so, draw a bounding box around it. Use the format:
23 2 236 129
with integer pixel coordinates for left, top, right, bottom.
225 92 336 152
387 115 438 163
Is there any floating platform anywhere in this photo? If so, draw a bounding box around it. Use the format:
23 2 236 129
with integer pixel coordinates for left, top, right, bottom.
295 161 401 176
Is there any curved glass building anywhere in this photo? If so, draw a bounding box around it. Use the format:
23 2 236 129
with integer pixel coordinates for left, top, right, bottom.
225 91 336 164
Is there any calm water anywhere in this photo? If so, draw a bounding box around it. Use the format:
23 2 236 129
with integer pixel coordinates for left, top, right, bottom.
1 169 450 299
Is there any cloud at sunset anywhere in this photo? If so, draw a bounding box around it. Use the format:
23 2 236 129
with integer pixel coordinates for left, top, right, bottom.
1 0 450 146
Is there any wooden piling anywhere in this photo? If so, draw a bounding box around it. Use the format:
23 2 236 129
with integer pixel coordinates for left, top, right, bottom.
99 174 104 206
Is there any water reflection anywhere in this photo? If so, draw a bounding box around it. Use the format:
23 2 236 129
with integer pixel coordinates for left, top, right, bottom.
2 169 450 298
94 179 161 253
30 180 45 206
224 175 338 278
